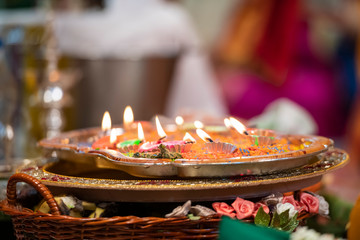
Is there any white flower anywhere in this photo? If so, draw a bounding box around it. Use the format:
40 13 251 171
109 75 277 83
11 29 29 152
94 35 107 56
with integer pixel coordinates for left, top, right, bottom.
291 227 339 240
319 234 337 240
314 194 329 216
291 227 322 240
276 202 297 218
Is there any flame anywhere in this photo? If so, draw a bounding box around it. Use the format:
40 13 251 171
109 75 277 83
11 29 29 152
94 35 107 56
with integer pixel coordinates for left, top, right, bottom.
196 128 213 142
194 120 204 129
138 122 145 141
175 116 184 126
110 129 117 144
229 117 247 134
110 128 123 144
224 118 231 129
155 116 167 139
102 111 111 131
123 106 134 126
183 132 196 143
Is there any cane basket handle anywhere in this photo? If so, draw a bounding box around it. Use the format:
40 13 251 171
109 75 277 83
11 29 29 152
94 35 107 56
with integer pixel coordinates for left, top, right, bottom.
7 173 61 215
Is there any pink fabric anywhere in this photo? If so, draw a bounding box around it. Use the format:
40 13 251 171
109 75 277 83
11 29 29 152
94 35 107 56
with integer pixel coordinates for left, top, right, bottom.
221 22 347 137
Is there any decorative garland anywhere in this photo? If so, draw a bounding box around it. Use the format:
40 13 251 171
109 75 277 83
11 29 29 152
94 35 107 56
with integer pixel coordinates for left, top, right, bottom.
34 190 329 233
165 191 329 232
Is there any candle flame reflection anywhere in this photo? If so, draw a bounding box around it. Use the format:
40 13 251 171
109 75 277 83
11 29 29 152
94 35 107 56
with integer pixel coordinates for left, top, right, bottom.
138 122 145 141
155 116 167 139
102 111 111 132
175 116 184 126
194 120 204 129
196 129 213 142
123 106 134 126
183 132 196 143
229 117 247 134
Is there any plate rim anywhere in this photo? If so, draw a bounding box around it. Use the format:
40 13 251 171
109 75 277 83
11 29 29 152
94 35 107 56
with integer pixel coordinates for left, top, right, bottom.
19 148 349 191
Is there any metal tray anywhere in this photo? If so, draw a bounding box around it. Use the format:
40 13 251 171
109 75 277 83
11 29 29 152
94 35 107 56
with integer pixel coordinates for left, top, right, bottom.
17 149 349 202
38 126 334 178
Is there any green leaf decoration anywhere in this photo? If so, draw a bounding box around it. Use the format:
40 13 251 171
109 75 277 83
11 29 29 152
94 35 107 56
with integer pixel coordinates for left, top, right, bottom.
270 212 281 229
254 206 271 227
281 213 299 232
279 209 290 227
269 210 300 232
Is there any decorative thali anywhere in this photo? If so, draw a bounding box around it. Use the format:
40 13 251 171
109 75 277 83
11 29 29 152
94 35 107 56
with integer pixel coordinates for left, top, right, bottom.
18 149 348 202
38 124 334 178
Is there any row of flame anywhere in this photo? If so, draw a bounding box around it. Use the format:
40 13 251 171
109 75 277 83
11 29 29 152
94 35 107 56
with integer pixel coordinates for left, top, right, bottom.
101 106 247 144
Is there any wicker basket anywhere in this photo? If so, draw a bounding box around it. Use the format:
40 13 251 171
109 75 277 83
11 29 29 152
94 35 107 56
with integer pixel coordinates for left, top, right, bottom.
0 173 221 240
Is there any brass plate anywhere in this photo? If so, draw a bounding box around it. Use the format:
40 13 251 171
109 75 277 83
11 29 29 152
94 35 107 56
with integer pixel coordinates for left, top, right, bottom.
17 149 348 202
38 127 334 178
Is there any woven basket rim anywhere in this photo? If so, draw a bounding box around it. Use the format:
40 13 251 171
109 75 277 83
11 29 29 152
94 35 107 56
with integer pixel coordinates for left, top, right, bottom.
0 198 311 224
0 198 222 224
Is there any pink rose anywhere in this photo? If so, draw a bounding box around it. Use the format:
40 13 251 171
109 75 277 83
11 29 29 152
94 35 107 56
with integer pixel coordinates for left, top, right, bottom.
282 195 297 206
298 201 308 214
282 195 300 209
212 202 236 218
252 202 270 218
300 192 319 214
231 197 255 220
282 195 308 213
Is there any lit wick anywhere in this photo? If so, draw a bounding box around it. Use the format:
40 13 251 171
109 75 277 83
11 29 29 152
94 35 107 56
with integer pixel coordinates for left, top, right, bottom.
101 111 112 136
183 132 196 144
109 128 118 147
117 122 144 148
138 117 187 153
155 116 167 142
93 112 125 149
123 105 134 131
229 117 249 135
138 122 145 142
224 118 232 129
196 128 214 142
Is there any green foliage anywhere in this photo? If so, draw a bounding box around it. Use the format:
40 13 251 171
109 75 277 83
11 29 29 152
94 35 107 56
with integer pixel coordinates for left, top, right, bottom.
270 210 281 228
254 208 299 232
281 213 299 232
254 207 270 227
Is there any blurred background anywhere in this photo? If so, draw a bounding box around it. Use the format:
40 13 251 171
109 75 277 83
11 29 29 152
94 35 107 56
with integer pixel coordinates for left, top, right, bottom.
1 0 360 238
0 0 359 202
